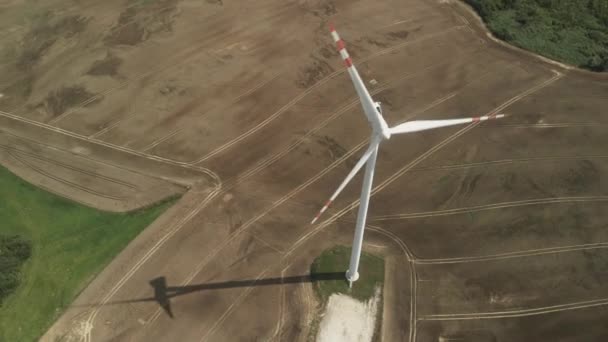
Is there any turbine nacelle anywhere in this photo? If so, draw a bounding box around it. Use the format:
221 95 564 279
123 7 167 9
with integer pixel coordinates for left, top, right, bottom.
373 102 391 140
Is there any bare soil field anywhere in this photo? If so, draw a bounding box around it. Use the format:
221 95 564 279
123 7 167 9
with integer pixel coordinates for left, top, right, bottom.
0 0 607 341
0 129 185 211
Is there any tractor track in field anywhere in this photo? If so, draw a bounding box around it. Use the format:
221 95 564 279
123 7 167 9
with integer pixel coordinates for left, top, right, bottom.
0 144 138 190
128 11 461 156
143 136 373 326
420 297 608 321
0 110 221 186
191 70 563 341
47 15 251 125
370 196 608 221
366 224 418 342
3 36 483 195
141 71 283 153
88 112 137 139
137 54 478 327
59 21 559 342
0 129 199 188
409 155 608 173
269 224 415 342
415 241 608 265
7 151 126 201
138 53 496 326
222 46 505 191
184 25 468 164
7 24 468 180
81 184 222 342
141 128 184 153
39 45 476 339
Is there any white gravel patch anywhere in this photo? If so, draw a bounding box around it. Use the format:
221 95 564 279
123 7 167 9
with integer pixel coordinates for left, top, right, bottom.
316 287 381 342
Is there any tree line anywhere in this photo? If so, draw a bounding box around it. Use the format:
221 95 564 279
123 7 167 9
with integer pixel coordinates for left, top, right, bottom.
0 235 31 305
465 0 608 71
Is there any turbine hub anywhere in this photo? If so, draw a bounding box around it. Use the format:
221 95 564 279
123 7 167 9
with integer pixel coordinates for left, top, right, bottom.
373 102 391 140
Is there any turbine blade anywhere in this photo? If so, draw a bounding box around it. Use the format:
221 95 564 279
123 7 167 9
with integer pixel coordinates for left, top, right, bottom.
311 139 379 224
330 23 386 132
389 114 505 135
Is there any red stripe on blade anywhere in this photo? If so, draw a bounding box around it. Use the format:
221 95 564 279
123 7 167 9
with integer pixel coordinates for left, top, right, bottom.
345 57 353 67
472 117 480 122
329 22 336 32
336 39 345 51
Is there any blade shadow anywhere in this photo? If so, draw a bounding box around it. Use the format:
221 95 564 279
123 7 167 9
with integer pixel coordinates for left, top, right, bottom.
76 272 345 319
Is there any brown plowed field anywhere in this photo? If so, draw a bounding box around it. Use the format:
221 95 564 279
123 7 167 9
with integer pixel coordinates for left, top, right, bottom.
0 0 606 341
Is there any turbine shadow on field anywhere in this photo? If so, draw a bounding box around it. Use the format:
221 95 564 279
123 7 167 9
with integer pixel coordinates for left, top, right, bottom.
78 272 344 318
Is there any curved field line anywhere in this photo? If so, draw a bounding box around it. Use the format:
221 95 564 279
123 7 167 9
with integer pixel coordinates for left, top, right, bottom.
365 71 563 199
366 224 417 342
370 196 608 221
409 155 608 173
186 25 467 164
7 151 126 201
365 223 415 260
142 54 490 325
86 58 559 342
299 73 564 233
142 138 371 326
416 241 608 265
4 154 119 211
0 144 138 189
0 130 196 189
201 223 414 342
168 54 500 332
78 51 478 337
420 297 608 321
220 45 508 191
196 67 563 342
145 53 497 324
225 53 476 188
0 110 221 185
82 185 222 342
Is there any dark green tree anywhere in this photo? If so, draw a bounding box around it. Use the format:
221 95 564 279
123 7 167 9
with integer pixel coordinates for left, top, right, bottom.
0 235 32 304
464 0 608 71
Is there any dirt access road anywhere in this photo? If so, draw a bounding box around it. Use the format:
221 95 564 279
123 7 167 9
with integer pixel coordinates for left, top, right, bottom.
0 0 607 341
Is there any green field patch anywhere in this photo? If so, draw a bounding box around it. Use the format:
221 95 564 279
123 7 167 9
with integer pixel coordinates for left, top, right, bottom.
310 245 384 303
0 165 177 341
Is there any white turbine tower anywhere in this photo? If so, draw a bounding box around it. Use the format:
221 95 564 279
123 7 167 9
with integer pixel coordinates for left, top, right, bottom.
311 24 505 287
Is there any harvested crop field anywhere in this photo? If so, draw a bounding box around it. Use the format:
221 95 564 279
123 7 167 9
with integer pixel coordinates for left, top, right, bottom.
0 0 606 341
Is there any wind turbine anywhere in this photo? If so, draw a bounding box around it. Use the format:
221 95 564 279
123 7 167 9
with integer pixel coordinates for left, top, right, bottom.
311 24 505 287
